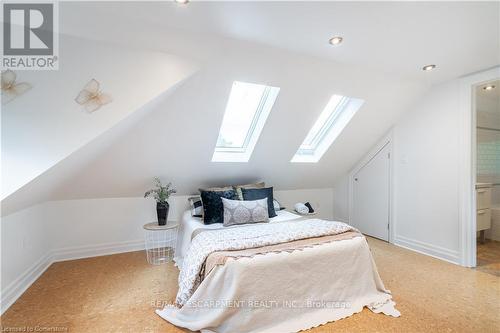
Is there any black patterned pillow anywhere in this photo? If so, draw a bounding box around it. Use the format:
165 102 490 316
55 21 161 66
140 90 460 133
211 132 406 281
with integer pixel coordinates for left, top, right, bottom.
222 198 269 227
241 187 277 218
200 189 238 224
188 196 203 218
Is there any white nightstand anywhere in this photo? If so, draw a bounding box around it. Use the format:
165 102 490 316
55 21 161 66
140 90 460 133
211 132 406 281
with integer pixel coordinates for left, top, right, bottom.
143 221 179 265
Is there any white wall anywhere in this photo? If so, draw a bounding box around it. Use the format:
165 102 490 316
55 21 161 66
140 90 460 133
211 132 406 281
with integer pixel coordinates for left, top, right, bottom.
46 198 157 253
1 205 51 314
391 80 461 263
332 177 350 222
46 188 334 251
333 79 463 264
1 187 332 313
275 188 334 220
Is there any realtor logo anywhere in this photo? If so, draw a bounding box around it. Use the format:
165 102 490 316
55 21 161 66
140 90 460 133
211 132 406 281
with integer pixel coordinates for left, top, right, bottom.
2 2 59 70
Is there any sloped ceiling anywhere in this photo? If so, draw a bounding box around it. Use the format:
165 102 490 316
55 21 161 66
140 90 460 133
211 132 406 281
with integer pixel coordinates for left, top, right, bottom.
2 36 425 216
1 86 184 216
2 1 499 216
1 33 199 199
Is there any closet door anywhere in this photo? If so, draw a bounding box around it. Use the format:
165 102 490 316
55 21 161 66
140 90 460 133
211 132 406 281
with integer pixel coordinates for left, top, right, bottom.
352 144 390 241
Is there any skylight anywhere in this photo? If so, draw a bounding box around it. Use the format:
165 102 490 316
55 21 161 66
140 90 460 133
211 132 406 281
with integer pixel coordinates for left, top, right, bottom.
212 81 280 162
291 94 364 163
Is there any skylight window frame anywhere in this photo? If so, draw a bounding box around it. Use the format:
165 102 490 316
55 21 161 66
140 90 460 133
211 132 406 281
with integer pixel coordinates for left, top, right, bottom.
212 81 280 162
215 86 272 152
299 96 350 152
291 94 364 163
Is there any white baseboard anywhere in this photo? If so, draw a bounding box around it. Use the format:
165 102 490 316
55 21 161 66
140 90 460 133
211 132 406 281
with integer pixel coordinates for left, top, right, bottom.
51 239 145 262
1 252 53 315
1 239 145 314
394 235 460 265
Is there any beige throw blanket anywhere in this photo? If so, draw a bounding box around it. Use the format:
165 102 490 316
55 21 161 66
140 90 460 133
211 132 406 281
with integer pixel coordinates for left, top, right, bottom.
175 219 356 306
203 230 362 278
157 234 400 333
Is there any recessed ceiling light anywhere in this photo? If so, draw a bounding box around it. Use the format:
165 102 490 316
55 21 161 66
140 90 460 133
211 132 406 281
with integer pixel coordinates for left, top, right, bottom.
422 64 436 71
329 36 343 46
174 0 189 4
483 85 496 91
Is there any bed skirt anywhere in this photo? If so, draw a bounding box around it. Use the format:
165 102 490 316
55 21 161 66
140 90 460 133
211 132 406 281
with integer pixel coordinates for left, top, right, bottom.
157 236 400 333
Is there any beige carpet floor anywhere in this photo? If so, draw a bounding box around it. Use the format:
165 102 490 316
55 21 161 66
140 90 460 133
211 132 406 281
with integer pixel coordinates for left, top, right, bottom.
1 237 499 333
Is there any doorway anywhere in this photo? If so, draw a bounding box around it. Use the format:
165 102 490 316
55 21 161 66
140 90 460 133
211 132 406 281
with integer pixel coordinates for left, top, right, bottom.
459 66 500 268
474 79 500 275
351 142 391 241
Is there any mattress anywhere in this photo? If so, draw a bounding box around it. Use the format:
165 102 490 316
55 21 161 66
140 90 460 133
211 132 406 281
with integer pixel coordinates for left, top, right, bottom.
174 209 301 268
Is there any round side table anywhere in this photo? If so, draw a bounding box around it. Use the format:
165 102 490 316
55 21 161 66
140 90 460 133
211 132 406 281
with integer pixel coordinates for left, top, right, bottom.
143 221 179 265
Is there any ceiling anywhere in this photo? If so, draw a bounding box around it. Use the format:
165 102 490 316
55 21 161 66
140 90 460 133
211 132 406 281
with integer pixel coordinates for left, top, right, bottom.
60 1 500 84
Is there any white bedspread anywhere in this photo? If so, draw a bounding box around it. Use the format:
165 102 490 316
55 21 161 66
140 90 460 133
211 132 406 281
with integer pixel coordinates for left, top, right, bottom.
157 235 400 333
174 210 301 268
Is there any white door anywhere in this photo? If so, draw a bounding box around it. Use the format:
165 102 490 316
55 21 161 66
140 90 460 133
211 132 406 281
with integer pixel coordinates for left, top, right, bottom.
352 143 390 241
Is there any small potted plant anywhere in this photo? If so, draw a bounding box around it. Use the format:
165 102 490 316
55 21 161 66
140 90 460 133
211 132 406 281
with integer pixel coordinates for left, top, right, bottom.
144 177 177 225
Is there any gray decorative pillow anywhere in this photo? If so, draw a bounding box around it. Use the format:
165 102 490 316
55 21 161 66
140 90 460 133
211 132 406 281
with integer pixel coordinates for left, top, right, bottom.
222 198 269 227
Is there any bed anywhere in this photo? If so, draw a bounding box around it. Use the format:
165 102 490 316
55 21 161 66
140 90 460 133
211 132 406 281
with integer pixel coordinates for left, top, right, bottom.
158 210 399 333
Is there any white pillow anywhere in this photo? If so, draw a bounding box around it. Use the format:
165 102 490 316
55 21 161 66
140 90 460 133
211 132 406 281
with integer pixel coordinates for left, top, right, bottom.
294 203 309 214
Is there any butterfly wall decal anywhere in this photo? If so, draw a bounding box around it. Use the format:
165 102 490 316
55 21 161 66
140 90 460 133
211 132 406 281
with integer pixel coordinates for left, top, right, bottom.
1 70 32 105
75 79 112 113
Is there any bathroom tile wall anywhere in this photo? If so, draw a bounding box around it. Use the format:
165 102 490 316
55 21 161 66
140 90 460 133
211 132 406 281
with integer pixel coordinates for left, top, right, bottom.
477 128 500 204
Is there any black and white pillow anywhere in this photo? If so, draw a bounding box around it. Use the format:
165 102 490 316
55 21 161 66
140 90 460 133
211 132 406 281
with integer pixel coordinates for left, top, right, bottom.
188 196 203 218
